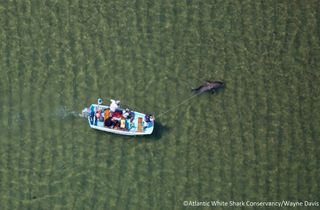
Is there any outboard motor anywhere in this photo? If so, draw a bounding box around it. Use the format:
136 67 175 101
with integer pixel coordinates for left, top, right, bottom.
81 107 90 118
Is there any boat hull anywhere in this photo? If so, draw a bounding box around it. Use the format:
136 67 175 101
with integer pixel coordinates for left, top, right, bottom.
87 104 154 136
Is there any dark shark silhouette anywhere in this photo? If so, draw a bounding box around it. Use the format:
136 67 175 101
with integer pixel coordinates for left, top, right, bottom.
191 80 225 94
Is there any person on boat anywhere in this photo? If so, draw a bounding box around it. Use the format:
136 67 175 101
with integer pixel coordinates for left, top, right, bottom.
103 109 110 123
111 111 122 119
99 112 104 122
90 105 95 125
145 114 151 122
144 114 154 129
110 99 120 112
129 111 135 122
95 109 102 125
113 119 121 129
105 116 113 127
105 116 117 128
122 108 130 119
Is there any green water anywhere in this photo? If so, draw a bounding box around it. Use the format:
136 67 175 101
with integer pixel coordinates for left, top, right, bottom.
0 0 319 210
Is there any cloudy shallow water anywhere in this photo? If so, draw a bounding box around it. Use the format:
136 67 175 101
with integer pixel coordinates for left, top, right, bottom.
0 1 319 209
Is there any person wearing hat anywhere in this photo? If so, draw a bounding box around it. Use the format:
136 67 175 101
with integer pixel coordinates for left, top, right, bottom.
110 99 120 112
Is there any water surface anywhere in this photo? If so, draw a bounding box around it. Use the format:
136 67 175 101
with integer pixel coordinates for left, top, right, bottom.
0 1 319 209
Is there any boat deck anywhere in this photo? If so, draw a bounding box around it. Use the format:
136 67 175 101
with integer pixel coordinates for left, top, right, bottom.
87 104 154 136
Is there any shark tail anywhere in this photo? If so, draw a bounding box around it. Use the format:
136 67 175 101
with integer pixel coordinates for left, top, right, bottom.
191 87 201 92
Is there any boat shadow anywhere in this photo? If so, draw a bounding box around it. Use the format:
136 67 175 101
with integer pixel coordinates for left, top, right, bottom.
143 121 169 141
128 121 169 143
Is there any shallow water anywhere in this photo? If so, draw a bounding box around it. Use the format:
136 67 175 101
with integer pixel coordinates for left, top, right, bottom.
0 0 319 210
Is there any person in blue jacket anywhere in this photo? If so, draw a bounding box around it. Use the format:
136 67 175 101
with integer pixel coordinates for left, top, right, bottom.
89 105 95 125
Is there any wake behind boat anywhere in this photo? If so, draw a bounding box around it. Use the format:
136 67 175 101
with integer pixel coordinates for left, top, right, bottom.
82 99 154 136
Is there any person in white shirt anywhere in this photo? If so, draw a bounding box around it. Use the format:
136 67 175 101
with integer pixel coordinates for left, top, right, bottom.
110 99 120 112
122 108 130 118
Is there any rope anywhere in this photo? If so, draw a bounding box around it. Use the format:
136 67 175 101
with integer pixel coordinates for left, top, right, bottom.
101 91 203 119
156 91 203 118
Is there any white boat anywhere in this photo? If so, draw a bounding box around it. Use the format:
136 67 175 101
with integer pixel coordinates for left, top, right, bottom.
85 104 154 136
